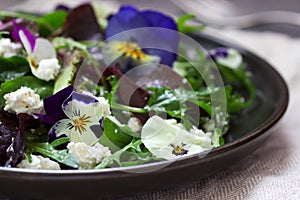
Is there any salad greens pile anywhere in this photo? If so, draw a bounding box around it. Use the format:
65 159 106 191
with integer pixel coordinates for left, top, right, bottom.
0 3 255 170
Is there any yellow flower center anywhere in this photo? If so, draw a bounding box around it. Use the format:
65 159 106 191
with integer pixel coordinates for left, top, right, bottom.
68 113 91 134
170 143 188 156
115 42 146 60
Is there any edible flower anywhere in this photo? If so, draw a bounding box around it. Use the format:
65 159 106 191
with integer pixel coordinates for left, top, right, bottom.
209 48 242 69
49 91 110 145
104 5 179 71
12 21 61 81
141 116 213 160
39 86 74 125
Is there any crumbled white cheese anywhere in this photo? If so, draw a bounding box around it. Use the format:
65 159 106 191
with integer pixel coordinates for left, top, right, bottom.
127 117 142 132
35 58 61 81
4 86 43 115
0 38 21 58
67 142 111 169
17 155 60 170
96 96 111 117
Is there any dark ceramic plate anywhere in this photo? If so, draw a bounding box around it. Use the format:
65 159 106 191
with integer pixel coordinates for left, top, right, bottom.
0 33 289 200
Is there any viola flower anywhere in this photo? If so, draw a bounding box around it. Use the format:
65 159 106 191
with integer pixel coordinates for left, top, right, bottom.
39 86 74 125
141 116 213 160
104 5 179 71
49 91 111 146
209 48 242 69
12 21 61 81
103 40 160 72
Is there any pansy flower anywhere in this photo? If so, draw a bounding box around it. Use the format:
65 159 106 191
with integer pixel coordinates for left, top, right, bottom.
39 86 74 125
141 116 213 160
209 48 242 69
49 91 110 146
104 5 179 72
12 20 61 81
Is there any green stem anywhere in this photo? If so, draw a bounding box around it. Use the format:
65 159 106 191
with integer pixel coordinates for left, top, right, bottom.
111 103 148 114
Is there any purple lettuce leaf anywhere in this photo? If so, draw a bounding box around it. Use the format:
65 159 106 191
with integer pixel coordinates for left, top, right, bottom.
0 111 32 167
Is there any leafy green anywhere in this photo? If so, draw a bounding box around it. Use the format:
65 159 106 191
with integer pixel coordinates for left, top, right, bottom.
217 64 256 109
0 10 67 37
0 76 54 106
50 137 70 148
177 14 206 34
102 117 140 149
26 141 78 168
38 11 67 37
96 139 163 168
53 53 79 93
0 31 9 39
0 56 30 82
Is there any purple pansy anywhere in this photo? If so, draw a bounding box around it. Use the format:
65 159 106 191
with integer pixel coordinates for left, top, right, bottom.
105 5 179 68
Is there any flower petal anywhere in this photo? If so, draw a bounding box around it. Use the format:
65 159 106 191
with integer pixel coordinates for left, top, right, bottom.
102 40 160 72
32 38 57 63
209 48 242 69
12 20 36 52
50 118 100 146
105 5 178 67
63 91 98 106
39 86 74 125
105 5 149 37
141 116 212 160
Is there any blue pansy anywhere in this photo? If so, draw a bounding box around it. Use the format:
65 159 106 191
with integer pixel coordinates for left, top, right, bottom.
104 5 179 70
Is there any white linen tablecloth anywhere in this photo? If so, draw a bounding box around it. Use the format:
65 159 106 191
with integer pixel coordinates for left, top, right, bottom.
2 1 300 199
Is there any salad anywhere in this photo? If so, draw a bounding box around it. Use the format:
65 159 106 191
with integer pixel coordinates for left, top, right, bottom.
0 3 255 170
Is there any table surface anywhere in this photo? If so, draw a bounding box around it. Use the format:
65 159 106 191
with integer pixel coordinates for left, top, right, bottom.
1 1 300 199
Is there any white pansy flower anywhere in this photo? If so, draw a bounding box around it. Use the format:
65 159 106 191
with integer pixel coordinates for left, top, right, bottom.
49 92 111 145
141 116 213 160
18 30 61 81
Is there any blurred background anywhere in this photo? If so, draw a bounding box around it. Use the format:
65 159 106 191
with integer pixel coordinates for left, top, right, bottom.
2 0 300 36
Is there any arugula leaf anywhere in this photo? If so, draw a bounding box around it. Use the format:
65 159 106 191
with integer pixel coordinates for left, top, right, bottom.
0 76 54 106
0 56 30 82
37 11 68 37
